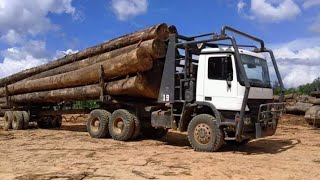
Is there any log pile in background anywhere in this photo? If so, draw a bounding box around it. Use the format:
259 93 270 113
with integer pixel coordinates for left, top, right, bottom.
305 106 320 127
274 93 320 127
0 23 175 108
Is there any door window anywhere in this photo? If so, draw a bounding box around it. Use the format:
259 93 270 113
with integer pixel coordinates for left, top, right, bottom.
208 56 233 80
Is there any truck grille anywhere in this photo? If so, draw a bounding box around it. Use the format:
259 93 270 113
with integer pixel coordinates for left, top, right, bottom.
247 99 272 120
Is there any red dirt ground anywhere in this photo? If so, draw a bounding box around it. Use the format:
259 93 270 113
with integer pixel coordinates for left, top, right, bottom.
0 114 319 180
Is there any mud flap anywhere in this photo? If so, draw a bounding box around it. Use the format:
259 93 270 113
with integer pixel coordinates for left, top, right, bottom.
255 120 277 139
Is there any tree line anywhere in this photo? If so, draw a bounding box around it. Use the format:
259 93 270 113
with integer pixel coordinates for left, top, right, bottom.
274 77 320 95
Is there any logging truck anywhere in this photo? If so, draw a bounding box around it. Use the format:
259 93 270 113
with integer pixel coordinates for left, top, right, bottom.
0 24 285 152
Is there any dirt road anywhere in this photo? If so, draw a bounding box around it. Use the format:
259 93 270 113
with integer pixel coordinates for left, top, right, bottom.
0 115 319 180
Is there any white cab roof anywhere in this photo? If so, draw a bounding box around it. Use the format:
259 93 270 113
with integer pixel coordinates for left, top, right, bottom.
201 47 265 59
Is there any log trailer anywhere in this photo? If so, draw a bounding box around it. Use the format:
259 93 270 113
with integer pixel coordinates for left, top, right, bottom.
1 25 285 152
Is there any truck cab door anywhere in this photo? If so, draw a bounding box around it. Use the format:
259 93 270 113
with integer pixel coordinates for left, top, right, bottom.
202 54 239 111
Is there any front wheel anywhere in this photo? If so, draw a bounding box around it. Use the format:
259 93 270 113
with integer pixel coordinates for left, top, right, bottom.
187 114 224 152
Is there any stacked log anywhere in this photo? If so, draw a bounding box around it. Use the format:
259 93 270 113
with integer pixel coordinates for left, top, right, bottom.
0 23 169 86
274 94 316 114
310 90 320 98
305 106 320 127
285 102 313 114
0 48 153 96
23 39 166 81
1 63 164 104
274 93 320 127
0 23 176 109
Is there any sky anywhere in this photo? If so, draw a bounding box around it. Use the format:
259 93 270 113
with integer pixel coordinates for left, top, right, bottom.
0 0 319 88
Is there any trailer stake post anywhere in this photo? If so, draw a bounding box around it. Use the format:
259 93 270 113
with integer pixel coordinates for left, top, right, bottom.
99 65 106 103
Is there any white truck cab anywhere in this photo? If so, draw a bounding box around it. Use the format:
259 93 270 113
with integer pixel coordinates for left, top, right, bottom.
196 48 273 112
156 26 285 152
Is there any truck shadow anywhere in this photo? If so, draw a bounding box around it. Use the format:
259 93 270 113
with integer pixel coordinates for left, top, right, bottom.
45 126 301 155
58 124 87 132
161 132 301 155
219 138 301 155
44 124 87 132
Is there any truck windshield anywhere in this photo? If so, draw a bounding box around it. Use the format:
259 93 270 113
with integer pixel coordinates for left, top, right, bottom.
240 54 271 87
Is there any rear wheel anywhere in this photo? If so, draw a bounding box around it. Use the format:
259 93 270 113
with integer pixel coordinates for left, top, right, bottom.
4 111 14 130
109 109 134 141
12 111 24 130
87 109 111 138
37 116 51 129
21 111 30 129
187 114 224 152
131 113 141 140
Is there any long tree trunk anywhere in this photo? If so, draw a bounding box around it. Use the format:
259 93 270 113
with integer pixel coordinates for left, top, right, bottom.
305 106 320 127
311 98 320 105
0 48 153 97
23 39 166 81
6 74 160 104
0 23 169 86
285 102 313 114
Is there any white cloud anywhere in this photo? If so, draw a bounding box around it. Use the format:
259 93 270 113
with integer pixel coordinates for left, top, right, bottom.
271 37 320 87
0 30 24 45
303 0 320 9
309 14 320 34
54 49 79 59
0 41 78 78
111 0 148 21
237 0 246 13
0 0 76 38
0 41 49 78
278 65 320 88
0 0 79 78
238 0 301 22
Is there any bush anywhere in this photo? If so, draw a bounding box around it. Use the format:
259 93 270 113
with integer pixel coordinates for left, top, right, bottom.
73 100 99 109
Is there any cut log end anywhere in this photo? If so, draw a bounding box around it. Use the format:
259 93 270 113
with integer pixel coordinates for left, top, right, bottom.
155 23 170 41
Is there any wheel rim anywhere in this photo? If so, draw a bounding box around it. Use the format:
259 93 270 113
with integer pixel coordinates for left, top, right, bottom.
194 123 213 145
113 117 124 134
90 117 100 133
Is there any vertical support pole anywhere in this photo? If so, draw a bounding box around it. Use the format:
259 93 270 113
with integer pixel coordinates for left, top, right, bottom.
99 65 105 102
264 49 285 102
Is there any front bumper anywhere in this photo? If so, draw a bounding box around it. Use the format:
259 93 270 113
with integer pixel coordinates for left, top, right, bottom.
255 103 284 138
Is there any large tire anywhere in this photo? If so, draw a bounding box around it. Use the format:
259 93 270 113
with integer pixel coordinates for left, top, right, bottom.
142 127 168 139
4 111 14 130
21 111 30 129
12 111 24 130
187 114 224 152
109 109 134 141
131 113 141 140
54 115 63 128
87 109 111 138
37 116 51 129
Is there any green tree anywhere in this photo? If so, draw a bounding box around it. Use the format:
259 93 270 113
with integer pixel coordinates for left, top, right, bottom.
73 100 99 109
